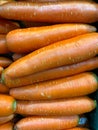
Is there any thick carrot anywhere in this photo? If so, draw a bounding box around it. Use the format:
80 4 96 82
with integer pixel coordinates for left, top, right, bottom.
0 35 9 54
0 94 16 116
16 96 96 116
0 1 98 23
6 24 96 53
10 72 98 100
0 114 14 125
66 127 89 130
12 53 25 61
6 56 98 88
0 57 12 68
14 115 80 130
0 82 9 94
2 32 98 79
0 66 3 75
0 121 14 130
0 19 20 34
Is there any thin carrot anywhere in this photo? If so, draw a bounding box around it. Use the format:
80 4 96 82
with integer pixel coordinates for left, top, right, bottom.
0 121 14 130
0 66 3 75
0 82 9 94
6 23 96 53
0 94 16 116
10 72 98 100
0 114 14 125
0 1 98 23
0 19 20 34
16 96 96 116
0 57 12 68
6 56 98 88
12 53 25 61
0 35 9 54
66 127 90 130
14 115 83 130
2 32 98 79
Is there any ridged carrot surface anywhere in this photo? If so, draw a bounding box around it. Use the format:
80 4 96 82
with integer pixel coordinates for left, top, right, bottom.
0 94 16 116
0 1 98 23
0 19 20 34
0 121 14 130
16 96 96 116
0 35 9 54
2 32 98 79
0 57 12 68
10 72 98 100
14 115 80 130
66 127 89 130
0 114 14 125
6 23 96 53
6 57 98 88
0 82 9 94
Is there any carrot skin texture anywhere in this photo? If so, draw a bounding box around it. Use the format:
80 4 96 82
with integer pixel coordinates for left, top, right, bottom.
14 115 80 130
0 83 9 94
16 96 96 116
0 19 20 34
0 57 12 68
0 35 9 54
0 1 98 23
0 94 16 116
0 121 14 130
7 56 98 88
10 72 98 100
66 127 90 130
2 32 98 79
0 114 14 125
6 24 96 53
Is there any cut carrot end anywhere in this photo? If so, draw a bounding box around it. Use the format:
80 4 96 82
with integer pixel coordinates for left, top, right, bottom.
78 117 87 126
12 100 17 112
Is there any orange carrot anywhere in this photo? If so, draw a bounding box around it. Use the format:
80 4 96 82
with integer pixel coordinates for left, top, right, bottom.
0 94 16 116
16 96 96 116
14 115 83 130
12 53 25 61
0 19 20 34
0 66 3 75
0 114 14 125
0 57 12 68
0 35 9 54
6 23 96 53
0 0 15 5
0 82 9 94
6 56 98 88
0 121 14 130
17 0 93 2
66 127 89 130
10 72 98 100
2 32 98 79
0 1 98 23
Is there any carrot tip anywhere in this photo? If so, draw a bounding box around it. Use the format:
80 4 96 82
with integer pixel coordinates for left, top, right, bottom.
13 100 17 111
78 117 87 126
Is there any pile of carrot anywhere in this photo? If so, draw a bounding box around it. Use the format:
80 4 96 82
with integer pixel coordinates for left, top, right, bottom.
0 0 98 130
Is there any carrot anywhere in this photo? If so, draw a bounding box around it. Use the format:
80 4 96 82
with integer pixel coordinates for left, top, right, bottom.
6 56 98 88
6 24 96 53
0 66 3 75
0 121 14 130
0 35 9 54
2 32 98 79
12 53 25 61
0 0 15 5
0 19 20 34
14 115 87 130
0 57 12 68
0 1 98 23
0 114 14 125
66 127 90 130
0 94 16 116
16 96 96 116
17 0 93 2
10 72 98 100
0 82 9 94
